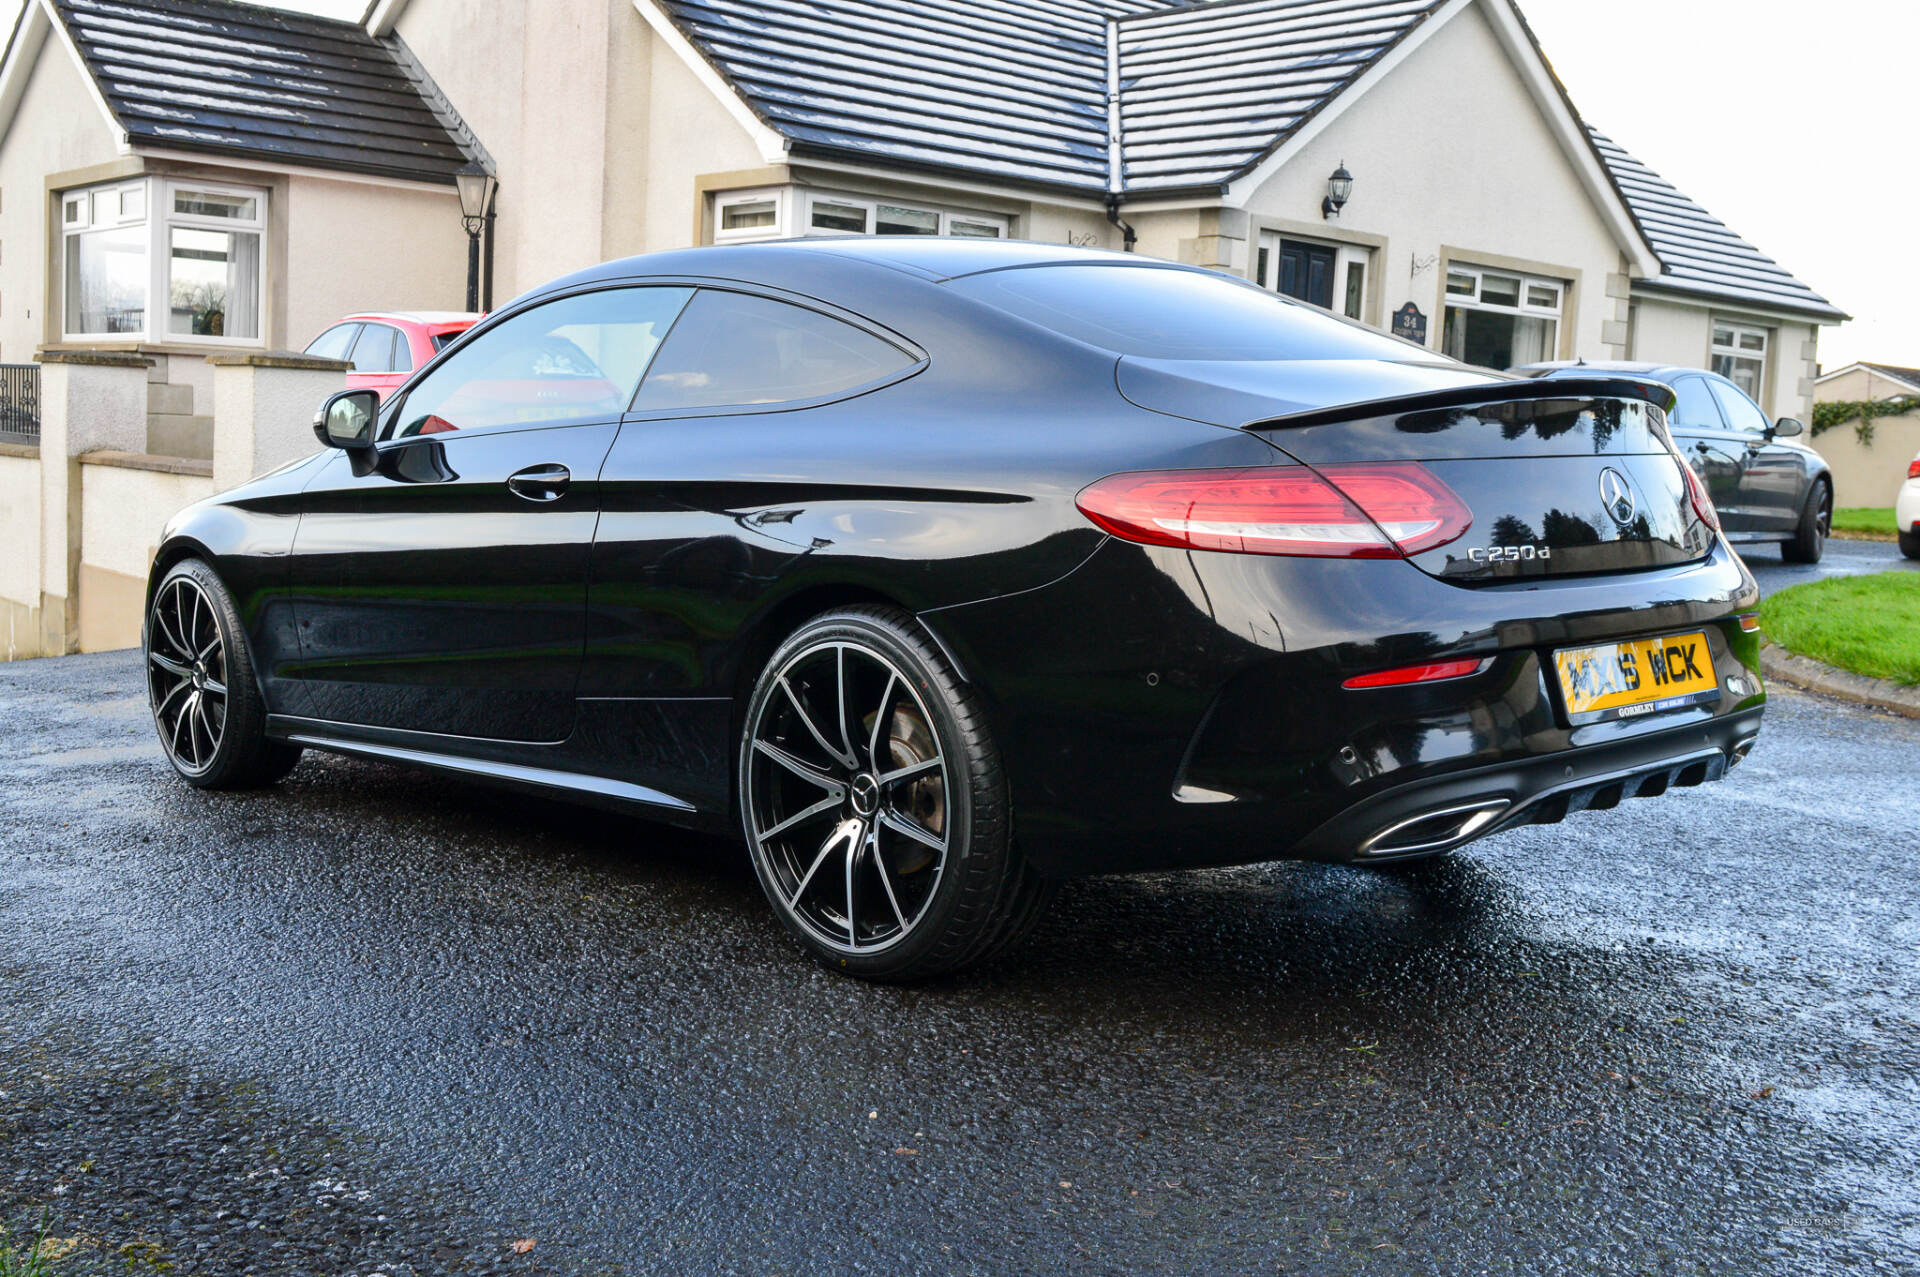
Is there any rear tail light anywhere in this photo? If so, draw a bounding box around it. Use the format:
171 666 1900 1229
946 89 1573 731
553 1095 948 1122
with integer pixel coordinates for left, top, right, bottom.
1075 463 1470 559
1908 457 1920 480
1343 657 1491 689
1677 454 1721 531
1738 613 1760 633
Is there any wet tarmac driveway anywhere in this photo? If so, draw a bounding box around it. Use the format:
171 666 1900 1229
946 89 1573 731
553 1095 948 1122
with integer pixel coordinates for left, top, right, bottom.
2 650 1916 1275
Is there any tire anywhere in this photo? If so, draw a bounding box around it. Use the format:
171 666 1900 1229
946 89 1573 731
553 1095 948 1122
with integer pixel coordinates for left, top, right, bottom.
737 605 1044 981
145 558 302 790
1780 481 1830 563
1900 528 1920 560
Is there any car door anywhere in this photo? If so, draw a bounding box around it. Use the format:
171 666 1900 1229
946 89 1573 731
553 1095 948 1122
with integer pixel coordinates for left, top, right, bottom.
282 286 694 742
1664 373 1754 532
579 287 925 802
1706 375 1802 533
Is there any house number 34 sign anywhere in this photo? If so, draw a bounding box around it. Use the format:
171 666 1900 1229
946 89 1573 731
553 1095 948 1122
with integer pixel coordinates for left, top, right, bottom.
1392 303 1428 345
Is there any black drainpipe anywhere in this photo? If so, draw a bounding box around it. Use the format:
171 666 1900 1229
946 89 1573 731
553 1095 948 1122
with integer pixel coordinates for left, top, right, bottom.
1105 195 1136 252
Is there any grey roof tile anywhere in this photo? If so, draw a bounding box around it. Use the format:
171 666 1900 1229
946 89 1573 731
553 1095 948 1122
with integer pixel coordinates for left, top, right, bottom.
52 0 477 184
1115 0 1437 191
1589 127 1843 321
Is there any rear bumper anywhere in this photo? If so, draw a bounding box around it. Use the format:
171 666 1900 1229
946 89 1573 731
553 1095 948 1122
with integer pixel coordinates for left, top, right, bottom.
1287 706 1760 863
926 536 1763 876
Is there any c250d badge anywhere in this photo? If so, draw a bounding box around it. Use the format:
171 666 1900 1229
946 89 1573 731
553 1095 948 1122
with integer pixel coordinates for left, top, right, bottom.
1468 544 1553 563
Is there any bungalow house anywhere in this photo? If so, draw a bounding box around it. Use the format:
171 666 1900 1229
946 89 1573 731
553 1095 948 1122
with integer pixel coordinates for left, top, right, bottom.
0 0 1846 656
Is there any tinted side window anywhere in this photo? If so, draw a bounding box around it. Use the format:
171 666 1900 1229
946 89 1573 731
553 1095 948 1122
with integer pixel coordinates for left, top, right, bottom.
391 287 692 438
349 324 398 373
1668 376 1725 430
631 291 916 412
305 322 359 361
1707 377 1771 436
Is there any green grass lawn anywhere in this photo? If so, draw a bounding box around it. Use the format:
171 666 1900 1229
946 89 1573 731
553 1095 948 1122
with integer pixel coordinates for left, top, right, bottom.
1831 507 1896 539
1761 571 1920 685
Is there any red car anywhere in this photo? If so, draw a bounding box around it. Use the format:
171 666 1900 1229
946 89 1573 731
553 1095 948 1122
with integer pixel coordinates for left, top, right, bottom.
302 311 479 401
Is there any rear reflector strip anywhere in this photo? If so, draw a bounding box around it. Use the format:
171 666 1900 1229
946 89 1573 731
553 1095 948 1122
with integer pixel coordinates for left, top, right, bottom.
1075 463 1470 559
1342 657 1491 689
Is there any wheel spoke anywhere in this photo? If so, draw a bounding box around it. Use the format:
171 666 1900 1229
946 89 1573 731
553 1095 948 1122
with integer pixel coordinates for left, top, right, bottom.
175 580 199 654
867 672 895 769
753 738 845 792
169 692 192 758
195 697 217 756
789 818 858 909
756 793 843 843
869 828 909 933
197 634 220 662
836 646 858 766
155 590 187 657
149 650 191 678
202 677 227 697
844 821 858 947
879 807 946 853
154 677 190 720
878 756 941 788
780 676 855 770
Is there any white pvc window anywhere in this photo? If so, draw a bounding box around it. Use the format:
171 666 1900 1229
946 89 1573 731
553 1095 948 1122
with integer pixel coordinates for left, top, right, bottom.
1710 321 1768 399
715 187 790 243
61 177 266 344
713 186 1011 244
1441 264 1564 370
802 190 1008 240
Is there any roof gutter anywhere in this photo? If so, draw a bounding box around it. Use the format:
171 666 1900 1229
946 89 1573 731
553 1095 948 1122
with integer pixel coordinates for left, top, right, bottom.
1104 17 1134 251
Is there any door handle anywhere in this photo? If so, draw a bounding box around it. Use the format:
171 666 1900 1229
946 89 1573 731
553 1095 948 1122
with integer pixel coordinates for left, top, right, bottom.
506 463 570 502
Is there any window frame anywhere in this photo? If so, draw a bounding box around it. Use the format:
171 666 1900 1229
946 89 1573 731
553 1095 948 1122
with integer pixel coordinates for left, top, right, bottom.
1440 263 1566 368
58 175 269 347
799 191 1010 242
1709 320 1768 401
620 283 928 423
714 186 791 243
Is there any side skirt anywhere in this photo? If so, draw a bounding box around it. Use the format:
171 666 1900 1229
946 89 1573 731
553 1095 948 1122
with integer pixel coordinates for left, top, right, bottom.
266 712 710 824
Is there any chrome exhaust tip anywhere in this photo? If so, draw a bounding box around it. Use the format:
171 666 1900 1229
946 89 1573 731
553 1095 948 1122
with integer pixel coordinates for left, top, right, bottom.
1361 799 1511 858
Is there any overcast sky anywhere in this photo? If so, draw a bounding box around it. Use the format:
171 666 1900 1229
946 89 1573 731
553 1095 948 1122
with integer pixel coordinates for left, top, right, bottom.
9 0 1911 369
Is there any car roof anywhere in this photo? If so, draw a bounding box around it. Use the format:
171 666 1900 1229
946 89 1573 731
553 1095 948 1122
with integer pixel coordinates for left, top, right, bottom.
343 311 481 328
536 237 1196 296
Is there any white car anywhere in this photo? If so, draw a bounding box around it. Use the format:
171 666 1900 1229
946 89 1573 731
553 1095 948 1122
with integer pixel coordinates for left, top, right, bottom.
1900 450 1920 559
1889 453 1920 556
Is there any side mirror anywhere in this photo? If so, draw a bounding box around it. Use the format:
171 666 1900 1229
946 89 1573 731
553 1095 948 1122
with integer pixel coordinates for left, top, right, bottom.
1771 417 1805 439
313 389 379 450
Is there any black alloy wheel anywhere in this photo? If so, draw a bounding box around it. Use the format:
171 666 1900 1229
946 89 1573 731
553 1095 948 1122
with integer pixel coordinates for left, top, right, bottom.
739 607 1050 981
145 559 301 789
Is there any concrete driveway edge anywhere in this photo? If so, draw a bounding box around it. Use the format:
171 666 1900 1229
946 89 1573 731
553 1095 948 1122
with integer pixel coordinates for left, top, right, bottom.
1761 642 1920 718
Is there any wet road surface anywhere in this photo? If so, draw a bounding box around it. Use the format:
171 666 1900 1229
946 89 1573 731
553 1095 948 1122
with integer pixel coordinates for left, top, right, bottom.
2 651 1916 1274
1744 535 1917 596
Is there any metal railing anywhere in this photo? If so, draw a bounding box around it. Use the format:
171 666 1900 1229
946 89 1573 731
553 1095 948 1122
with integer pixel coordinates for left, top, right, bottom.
0 363 39 444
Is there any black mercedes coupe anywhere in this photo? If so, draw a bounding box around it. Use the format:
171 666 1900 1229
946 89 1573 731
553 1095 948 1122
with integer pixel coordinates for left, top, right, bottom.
144 240 1766 980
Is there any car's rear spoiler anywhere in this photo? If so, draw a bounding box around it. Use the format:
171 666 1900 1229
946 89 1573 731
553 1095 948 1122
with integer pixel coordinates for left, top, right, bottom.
1243 375 1679 432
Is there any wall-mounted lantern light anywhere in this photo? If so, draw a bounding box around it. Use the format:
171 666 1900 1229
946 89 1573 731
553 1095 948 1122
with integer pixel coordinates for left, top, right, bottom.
454 162 499 313
1322 162 1353 220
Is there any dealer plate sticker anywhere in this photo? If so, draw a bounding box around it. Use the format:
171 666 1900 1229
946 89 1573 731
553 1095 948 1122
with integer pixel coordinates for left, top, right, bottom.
1553 630 1718 722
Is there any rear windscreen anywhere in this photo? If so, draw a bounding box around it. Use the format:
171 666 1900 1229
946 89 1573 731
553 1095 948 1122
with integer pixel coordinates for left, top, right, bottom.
948 264 1442 362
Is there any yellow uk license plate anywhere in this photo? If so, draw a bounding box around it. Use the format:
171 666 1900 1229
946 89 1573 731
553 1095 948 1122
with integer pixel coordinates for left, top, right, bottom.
1553 630 1718 723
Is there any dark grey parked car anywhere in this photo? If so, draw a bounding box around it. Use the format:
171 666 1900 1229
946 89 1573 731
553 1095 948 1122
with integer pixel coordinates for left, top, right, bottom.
1519 361 1832 562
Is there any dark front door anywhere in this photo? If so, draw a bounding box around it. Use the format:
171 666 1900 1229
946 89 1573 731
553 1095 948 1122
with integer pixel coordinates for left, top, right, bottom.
1278 240 1336 309
282 285 694 740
